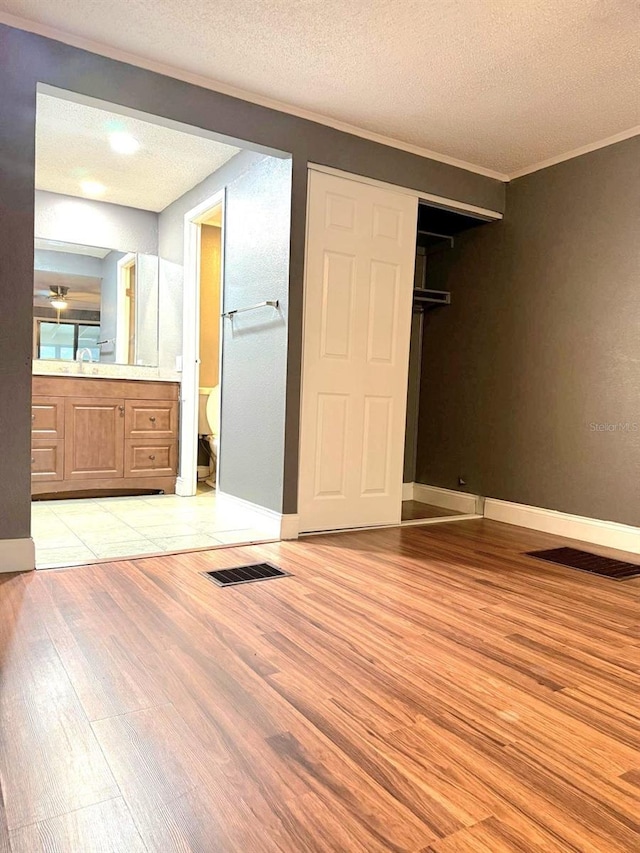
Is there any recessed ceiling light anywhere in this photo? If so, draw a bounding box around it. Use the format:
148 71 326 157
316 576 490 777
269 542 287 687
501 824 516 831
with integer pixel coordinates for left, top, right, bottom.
109 131 140 155
80 180 106 197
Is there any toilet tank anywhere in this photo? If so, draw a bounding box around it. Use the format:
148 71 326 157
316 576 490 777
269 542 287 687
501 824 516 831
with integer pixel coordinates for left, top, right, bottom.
198 387 213 435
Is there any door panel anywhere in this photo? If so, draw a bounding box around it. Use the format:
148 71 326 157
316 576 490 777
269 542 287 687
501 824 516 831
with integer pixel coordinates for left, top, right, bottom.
299 170 418 532
367 261 399 363
314 393 349 498
64 398 125 480
320 252 355 359
360 396 393 496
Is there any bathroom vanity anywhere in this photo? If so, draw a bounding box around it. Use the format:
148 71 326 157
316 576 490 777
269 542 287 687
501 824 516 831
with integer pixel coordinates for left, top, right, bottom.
31 374 180 497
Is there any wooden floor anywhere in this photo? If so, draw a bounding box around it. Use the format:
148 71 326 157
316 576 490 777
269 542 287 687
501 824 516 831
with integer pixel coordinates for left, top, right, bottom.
1 519 639 852
401 500 464 521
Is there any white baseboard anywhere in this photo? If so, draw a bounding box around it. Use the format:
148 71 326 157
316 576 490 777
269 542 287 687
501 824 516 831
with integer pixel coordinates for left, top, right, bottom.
0 538 36 573
217 491 298 540
402 482 414 501
280 514 299 540
175 476 194 497
484 498 640 555
413 483 480 514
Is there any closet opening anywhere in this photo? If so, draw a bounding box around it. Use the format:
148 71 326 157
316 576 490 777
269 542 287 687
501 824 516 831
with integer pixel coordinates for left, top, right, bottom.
401 202 494 525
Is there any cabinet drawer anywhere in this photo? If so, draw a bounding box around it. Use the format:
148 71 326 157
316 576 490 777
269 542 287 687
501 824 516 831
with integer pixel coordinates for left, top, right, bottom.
125 400 178 439
31 439 64 481
32 396 65 438
124 440 178 478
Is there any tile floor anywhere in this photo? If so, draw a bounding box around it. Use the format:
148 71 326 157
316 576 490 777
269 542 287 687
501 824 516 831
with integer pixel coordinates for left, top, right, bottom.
32 486 278 569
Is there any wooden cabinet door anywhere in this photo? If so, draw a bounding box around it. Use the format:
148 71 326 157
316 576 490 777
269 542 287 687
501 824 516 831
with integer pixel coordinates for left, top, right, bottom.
64 398 125 480
32 396 65 438
125 399 178 439
31 439 64 482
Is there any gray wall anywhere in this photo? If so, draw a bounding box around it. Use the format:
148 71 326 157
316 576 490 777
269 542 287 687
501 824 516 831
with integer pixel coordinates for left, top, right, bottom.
0 23 503 543
416 136 640 527
34 248 103 278
218 155 291 511
157 150 266 372
35 190 158 254
158 150 291 511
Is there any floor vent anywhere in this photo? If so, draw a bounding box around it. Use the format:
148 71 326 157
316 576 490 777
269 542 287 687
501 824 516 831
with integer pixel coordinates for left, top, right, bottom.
203 562 290 587
526 547 640 580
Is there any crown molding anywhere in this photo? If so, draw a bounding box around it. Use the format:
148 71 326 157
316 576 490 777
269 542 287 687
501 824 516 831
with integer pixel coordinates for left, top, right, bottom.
507 126 640 180
0 11 508 182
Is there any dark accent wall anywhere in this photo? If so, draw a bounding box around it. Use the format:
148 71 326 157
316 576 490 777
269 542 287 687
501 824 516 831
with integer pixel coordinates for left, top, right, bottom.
0 23 504 543
416 136 640 527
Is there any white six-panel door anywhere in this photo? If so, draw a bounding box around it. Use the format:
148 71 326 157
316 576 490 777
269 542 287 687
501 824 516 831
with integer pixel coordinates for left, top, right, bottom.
298 169 418 532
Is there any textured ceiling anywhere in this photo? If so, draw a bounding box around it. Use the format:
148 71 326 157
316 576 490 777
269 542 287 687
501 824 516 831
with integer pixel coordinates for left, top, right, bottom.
36 94 241 211
3 0 639 176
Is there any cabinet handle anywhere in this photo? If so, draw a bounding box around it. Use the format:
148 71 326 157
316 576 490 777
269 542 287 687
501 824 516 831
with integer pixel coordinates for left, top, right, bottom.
149 416 156 423
118 405 125 415
149 454 156 461
31 414 36 422
31 458 35 464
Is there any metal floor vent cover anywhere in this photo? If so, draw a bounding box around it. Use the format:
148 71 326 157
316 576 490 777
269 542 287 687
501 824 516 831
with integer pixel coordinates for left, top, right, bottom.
526 547 640 580
203 562 290 587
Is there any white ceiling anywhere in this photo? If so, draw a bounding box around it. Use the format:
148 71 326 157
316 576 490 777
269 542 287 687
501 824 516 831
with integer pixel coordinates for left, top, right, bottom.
36 94 241 211
3 0 639 178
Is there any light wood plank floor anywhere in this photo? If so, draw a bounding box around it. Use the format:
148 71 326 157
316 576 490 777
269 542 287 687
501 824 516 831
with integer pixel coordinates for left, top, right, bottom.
401 500 464 521
1 519 638 852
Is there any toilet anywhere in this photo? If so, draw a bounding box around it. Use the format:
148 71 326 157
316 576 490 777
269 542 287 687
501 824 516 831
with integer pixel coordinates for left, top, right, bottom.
198 385 220 483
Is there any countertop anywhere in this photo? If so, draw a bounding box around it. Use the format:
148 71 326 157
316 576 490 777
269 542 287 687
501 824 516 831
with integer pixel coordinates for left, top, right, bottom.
33 360 181 383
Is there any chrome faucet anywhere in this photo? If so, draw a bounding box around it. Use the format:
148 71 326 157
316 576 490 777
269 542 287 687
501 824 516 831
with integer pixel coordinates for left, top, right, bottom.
76 347 93 364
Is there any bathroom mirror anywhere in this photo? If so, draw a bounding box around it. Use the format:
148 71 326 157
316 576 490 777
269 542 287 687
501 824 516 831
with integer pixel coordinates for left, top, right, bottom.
33 238 159 366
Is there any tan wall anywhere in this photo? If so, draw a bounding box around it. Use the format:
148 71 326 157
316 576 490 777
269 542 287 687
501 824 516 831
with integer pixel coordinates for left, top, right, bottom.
198 224 221 388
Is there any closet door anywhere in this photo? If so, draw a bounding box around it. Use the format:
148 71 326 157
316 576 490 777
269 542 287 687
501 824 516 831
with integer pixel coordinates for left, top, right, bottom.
298 170 417 533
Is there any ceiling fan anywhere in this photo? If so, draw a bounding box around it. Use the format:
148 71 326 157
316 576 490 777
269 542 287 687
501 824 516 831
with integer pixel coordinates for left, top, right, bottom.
34 283 101 310
48 285 68 310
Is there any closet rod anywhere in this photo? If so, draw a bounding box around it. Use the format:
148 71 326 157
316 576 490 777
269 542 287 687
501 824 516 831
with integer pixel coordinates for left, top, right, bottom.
417 230 454 247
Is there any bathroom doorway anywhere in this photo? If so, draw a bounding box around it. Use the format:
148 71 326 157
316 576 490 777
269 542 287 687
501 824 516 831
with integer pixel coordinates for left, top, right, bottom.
180 192 225 497
30 85 293 569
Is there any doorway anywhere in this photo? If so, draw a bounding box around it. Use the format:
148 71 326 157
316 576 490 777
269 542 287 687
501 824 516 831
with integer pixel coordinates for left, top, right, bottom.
180 192 225 497
30 86 292 569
